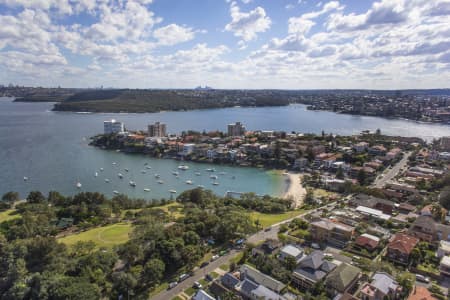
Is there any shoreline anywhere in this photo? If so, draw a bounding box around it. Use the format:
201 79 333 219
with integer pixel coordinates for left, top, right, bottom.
282 172 306 209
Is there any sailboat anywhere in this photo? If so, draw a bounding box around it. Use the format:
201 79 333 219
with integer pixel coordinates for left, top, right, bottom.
76 181 82 189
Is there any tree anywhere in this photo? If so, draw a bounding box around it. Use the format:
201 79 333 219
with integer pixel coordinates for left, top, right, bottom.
26 191 46 204
357 169 367 185
284 256 297 271
336 167 344 179
410 247 422 266
439 186 450 210
2 191 19 203
142 258 165 287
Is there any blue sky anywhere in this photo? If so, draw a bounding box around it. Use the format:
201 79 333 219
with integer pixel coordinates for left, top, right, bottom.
0 0 449 89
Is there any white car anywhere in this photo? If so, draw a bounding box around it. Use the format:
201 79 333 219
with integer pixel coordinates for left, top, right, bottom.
211 255 220 261
193 281 203 289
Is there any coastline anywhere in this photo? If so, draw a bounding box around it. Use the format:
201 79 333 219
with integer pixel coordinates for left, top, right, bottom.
282 172 306 209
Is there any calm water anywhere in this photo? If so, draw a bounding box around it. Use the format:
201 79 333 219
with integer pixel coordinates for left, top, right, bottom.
1 98 449 199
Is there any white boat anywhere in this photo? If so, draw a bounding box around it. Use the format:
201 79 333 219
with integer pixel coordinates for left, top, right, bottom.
129 181 136 187
144 188 151 192
146 166 152 169
76 182 82 189
124 168 129 172
94 172 98 177
197 185 205 189
141 170 147 174
100 168 104 171
157 180 164 184
169 190 177 194
116 150 121 152
105 179 110 183
212 182 219 186
23 176 28 181
172 171 179 176
186 180 193 185
118 173 123 178
178 165 189 170
112 162 117 165
206 168 215 172
113 190 119 195
195 172 201 176
154 174 160 178
210 175 218 180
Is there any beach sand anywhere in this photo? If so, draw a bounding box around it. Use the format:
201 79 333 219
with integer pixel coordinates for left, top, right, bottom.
283 172 306 209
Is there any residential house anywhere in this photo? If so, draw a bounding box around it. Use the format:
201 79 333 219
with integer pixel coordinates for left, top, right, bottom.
353 142 369 153
355 233 381 251
440 256 450 277
437 240 450 258
252 239 282 257
278 244 304 264
310 219 355 248
360 272 401 300
368 145 387 156
386 233 419 265
350 194 396 215
408 215 450 243
221 273 240 290
291 251 337 290
325 263 361 298
240 264 286 293
192 289 215 300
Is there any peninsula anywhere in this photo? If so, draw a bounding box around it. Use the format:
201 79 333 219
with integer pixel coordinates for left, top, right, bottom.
2 85 450 122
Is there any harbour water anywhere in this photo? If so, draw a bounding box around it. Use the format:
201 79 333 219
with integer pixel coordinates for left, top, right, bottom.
1 98 449 199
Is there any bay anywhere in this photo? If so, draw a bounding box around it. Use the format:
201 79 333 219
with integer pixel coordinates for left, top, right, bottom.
1 97 449 199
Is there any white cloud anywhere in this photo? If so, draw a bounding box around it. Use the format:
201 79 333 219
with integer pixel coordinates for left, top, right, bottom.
225 2 271 42
153 24 195 46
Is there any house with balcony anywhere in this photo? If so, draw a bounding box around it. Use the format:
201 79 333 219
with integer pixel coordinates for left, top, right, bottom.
291 251 337 290
386 233 419 265
310 218 355 248
360 272 401 300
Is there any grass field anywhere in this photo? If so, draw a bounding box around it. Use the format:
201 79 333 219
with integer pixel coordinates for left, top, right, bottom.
58 223 132 249
0 209 20 223
248 210 305 228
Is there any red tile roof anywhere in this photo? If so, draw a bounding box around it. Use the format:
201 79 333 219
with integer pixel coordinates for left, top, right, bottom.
388 233 419 255
407 286 436 300
355 235 379 250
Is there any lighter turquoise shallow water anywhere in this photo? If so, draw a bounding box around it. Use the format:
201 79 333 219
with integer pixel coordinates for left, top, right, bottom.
1 98 449 199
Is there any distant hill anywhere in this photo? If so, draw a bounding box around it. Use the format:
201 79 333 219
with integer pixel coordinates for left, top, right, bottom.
52 89 293 113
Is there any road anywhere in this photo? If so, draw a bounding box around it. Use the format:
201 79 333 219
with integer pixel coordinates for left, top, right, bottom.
373 152 411 188
151 203 335 300
151 249 239 300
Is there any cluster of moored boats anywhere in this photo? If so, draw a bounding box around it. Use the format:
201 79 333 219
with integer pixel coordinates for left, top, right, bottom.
70 162 234 196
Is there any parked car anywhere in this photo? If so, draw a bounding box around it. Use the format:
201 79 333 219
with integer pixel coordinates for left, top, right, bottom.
179 274 189 282
211 255 219 261
205 274 213 282
416 274 430 283
168 282 178 289
200 262 209 268
193 281 203 289
311 243 320 249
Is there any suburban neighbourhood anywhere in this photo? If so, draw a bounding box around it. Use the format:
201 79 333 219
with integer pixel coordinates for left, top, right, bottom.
89 120 450 299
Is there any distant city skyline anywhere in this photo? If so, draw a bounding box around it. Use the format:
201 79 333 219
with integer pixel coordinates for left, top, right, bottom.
0 0 449 89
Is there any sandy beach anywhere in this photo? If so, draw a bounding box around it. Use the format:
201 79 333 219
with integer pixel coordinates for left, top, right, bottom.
283 172 306 209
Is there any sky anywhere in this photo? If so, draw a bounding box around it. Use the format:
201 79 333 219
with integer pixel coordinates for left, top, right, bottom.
0 0 449 89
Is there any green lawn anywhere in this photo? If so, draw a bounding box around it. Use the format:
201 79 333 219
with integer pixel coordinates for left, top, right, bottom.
249 210 305 228
0 209 20 223
184 287 196 297
149 282 169 299
58 223 132 249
